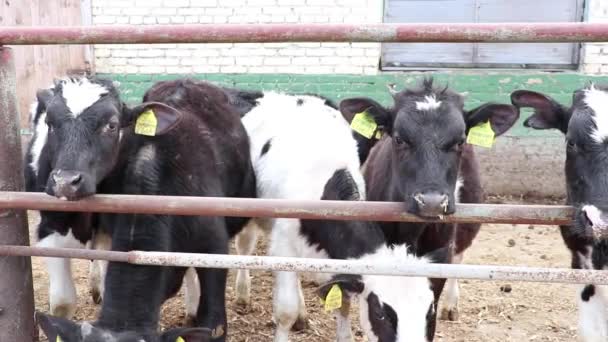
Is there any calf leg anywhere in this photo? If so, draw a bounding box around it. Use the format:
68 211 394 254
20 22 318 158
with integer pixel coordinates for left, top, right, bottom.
196 267 228 342
439 252 463 321
88 231 111 304
577 284 608 342
273 271 302 342
235 221 259 307
183 267 200 326
37 230 84 318
335 299 353 342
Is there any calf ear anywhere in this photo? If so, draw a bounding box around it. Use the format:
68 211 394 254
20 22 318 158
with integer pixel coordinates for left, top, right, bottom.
36 89 54 110
511 90 570 134
465 103 519 137
123 102 183 136
317 274 365 301
422 247 449 264
339 97 394 135
35 312 81 342
161 327 212 342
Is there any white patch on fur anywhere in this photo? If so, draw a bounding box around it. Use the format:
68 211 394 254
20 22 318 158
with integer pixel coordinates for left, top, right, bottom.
61 77 108 117
29 112 49 175
584 85 608 143
37 230 85 318
454 177 464 203
89 231 112 303
81 322 94 337
183 267 200 319
577 284 608 341
415 95 441 111
356 245 435 342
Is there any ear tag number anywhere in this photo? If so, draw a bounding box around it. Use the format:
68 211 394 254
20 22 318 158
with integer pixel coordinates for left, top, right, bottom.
351 111 379 139
466 121 495 148
323 284 343 312
176 337 185 342
135 109 158 136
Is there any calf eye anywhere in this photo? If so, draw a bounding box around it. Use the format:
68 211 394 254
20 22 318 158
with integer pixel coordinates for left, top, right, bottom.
394 136 409 148
105 122 118 132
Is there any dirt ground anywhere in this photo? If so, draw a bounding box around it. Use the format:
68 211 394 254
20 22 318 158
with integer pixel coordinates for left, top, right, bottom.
30 199 580 342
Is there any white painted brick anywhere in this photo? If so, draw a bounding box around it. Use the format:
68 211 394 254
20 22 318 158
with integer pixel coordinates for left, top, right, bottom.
278 48 306 56
263 7 292 15
116 17 130 24
320 56 350 65
247 0 275 5
155 58 180 66
221 65 248 73
305 66 334 73
269 15 285 23
334 65 363 74
234 7 261 16
218 0 247 6
205 7 233 15
139 49 165 57
181 57 207 65
151 8 177 15
95 49 111 57
170 16 185 23
307 0 333 4
228 16 246 23
235 57 265 66
140 66 167 73
363 66 379 75
278 0 305 4
199 16 214 23
284 15 299 22
107 0 135 7
112 49 138 57
264 57 291 65
123 65 140 73
167 49 193 57
178 8 206 15
192 65 221 72
92 6 104 15
193 49 221 57
94 16 116 24
163 0 190 7
185 16 200 23
275 66 305 73
292 57 320 65
337 48 365 57
157 17 171 24
250 48 278 56
166 66 194 73
103 8 122 15
123 8 149 16
143 17 158 24
248 66 277 73
306 48 334 56
208 57 236 65
110 57 128 65
128 58 156 66
223 47 254 56
136 0 161 5
130 16 144 24
190 0 218 6
213 16 228 23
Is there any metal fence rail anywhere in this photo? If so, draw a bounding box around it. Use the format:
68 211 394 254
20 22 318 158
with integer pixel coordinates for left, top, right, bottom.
1 23 608 45
1 246 606 285
0 191 574 225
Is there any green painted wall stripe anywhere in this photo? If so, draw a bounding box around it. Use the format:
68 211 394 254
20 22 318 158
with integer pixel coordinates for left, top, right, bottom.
100 72 608 138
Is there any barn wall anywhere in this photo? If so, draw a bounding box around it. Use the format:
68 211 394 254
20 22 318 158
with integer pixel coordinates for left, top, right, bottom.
1 0 91 138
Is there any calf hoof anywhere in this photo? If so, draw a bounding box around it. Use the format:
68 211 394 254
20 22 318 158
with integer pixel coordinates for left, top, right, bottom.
90 289 102 304
439 307 459 321
183 315 197 327
291 316 309 331
235 296 250 309
51 303 76 319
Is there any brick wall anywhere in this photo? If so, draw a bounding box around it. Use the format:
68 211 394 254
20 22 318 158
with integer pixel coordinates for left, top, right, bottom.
582 0 608 73
92 0 383 75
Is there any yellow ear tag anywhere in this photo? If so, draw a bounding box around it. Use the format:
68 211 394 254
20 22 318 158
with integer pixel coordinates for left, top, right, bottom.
323 284 343 312
176 337 185 342
350 111 378 139
134 109 157 136
466 121 495 148
56 337 63 342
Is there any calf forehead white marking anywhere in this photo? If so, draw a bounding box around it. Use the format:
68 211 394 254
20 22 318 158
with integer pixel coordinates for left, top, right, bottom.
61 78 109 117
584 85 608 143
415 95 441 111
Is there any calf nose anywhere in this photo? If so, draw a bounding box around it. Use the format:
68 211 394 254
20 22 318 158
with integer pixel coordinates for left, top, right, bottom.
413 192 450 218
50 170 84 199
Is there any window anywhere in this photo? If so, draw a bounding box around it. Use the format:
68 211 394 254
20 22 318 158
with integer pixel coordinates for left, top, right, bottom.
381 0 585 70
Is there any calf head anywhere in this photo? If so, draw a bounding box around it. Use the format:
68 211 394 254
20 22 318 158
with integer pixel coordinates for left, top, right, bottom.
574 204 608 241
317 246 448 342
37 312 210 342
512 85 608 206
38 77 182 200
340 78 519 218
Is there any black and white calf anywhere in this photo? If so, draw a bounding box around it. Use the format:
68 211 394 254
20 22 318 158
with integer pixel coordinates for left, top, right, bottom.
235 92 446 342
33 77 256 342
512 85 608 342
339 78 519 320
24 79 115 318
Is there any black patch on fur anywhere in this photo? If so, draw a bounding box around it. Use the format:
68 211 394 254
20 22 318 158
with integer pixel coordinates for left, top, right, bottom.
261 139 272 157
581 284 595 302
367 292 398 341
296 98 304 106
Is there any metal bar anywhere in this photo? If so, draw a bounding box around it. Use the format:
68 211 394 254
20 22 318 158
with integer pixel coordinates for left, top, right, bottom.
0 192 574 225
0 48 36 342
0 246 605 285
1 23 608 45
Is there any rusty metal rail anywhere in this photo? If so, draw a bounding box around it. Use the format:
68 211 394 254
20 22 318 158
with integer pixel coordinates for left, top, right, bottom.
0 245 604 285
1 23 608 45
0 191 574 225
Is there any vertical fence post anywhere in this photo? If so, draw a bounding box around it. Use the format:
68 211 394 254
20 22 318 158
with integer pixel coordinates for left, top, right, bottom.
0 46 36 341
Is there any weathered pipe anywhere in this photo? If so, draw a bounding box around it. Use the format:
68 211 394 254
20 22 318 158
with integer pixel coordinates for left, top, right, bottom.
0 246 606 285
0 191 575 225
0 23 608 45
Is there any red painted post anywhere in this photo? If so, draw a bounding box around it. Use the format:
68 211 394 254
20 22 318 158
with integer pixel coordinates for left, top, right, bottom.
0 47 36 341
